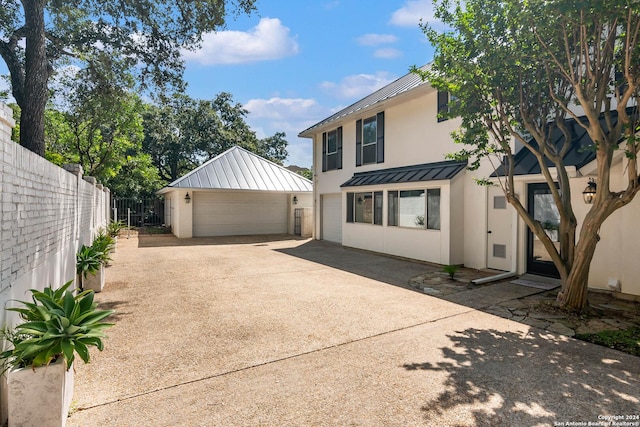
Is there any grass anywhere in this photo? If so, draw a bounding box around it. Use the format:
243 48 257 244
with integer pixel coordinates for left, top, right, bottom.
575 327 640 356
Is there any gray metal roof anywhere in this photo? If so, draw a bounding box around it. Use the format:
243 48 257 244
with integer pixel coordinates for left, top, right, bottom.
340 160 467 188
159 146 313 193
298 64 432 137
492 109 632 177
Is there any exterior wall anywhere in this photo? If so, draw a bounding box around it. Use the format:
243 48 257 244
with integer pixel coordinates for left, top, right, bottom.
287 193 313 235
0 102 109 424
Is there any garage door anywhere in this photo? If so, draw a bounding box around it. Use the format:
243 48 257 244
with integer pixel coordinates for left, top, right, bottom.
193 192 288 237
322 194 342 244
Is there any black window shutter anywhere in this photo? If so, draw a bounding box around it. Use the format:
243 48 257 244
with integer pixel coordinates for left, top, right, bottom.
376 112 384 163
355 119 362 166
336 126 343 169
437 91 449 122
346 193 354 223
322 132 327 172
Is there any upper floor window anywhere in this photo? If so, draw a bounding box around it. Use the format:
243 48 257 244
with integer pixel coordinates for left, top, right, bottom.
322 126 342 172
437 90 450 123
356 112 384 166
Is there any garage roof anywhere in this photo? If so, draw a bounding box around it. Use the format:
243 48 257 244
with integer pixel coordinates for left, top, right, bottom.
159 146 312 193
340 160 467 188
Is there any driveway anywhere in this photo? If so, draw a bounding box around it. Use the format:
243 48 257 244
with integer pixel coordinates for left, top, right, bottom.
68 236 640 426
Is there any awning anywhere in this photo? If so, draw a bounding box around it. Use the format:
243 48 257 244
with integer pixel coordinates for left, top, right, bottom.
340 160 467 188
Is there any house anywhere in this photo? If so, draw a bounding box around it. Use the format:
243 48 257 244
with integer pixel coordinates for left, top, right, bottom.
157 146 313 238
299 66 640 298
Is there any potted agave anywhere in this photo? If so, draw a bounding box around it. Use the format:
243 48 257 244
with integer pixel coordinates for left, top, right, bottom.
76 244 104 292
106 220 125 253
1 281 114 427
92 230 115 266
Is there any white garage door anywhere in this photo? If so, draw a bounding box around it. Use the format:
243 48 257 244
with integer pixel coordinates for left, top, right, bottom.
193 192 288 237
322 194 342 244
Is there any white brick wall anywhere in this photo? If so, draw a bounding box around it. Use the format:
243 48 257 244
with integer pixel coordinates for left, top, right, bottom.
0 101 110 423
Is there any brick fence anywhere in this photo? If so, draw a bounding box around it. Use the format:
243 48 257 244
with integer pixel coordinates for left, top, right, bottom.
0 101 110 422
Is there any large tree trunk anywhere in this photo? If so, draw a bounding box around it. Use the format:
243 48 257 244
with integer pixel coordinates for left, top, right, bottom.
19 0 48 156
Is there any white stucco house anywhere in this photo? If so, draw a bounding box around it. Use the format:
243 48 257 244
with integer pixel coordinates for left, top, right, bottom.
158 146 313 238
299 65 640 298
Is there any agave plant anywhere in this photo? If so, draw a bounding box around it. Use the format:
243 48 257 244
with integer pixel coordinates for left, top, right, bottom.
76 244 103 278
106 220 125 238
91 230 115 265
0 281 114 370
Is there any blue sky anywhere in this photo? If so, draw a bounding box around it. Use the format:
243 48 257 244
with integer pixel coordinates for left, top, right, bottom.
0 1 439 168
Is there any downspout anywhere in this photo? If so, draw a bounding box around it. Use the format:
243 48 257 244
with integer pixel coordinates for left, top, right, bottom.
471 192 519 285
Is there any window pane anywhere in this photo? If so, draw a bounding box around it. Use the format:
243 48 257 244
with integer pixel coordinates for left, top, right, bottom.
388 191 398 226
327 130 337 154
427 189 440 230
374 191 383 225
355 192 373 223
399 190 425 228
326 153 337 170
362 116 377 145
363 144 376 164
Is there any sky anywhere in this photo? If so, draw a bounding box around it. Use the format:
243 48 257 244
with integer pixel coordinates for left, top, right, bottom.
0 0 439 168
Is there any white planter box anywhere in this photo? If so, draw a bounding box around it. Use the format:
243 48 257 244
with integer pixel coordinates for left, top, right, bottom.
7 358 74 427
82 264 105 293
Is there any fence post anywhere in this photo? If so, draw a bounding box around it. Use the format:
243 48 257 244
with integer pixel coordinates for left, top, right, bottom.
127 208 131 239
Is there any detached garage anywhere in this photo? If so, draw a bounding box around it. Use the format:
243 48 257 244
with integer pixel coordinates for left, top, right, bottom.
158 146 313 238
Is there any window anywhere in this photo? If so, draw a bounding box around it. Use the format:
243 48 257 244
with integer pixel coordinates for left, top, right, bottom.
322 127 342 172
388 188 441 230
437 90 449 122
356 112 384 166
346 191 383 225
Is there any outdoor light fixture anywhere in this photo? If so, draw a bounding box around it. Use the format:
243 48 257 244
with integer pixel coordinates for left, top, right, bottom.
293 196 298 205
582 178 597 204
185 192 191 204
357 197 363 205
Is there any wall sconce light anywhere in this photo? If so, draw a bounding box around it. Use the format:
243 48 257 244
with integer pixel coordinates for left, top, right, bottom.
185 192 191 204
582 178 596 204
293 196 298 205
357 197 363 205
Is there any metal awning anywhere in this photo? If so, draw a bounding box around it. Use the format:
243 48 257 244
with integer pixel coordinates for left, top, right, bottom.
340 160 467 188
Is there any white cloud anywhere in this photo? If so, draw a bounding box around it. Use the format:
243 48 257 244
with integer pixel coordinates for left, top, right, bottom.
356 33 399 46
390 0 437 27
374 48 403 59
182 18 299 65
245 97 322 120
320 72 396 100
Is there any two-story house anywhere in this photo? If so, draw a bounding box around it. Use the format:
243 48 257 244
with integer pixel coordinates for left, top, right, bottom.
299 65 640 299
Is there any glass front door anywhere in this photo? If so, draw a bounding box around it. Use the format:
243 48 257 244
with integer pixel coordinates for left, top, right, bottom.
527 183 560 278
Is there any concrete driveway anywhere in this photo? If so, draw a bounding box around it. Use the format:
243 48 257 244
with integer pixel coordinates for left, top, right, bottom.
68 235 640 426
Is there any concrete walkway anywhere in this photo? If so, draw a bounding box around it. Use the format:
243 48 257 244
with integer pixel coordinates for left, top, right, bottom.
68 236 640 426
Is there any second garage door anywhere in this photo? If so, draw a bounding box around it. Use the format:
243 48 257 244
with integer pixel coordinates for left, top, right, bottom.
321 194 342 244
193 191 288 237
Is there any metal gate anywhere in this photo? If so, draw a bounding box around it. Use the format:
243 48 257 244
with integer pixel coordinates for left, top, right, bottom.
294 208 303 236
113 197 165 227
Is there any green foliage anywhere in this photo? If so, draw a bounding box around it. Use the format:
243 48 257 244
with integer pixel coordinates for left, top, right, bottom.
297 168 313 180
0 281 114 370
91 230 115 265
76 245 103 278
575 328 640 357
142 93 288 182
106 220 126 238
443 265 460 280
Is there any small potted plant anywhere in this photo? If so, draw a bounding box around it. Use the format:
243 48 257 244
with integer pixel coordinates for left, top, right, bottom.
1 281 114 427
92 230 115 265
106 220 125 252
76 244 104 292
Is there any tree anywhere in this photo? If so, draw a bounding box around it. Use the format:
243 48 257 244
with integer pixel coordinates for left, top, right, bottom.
419 0 640 311
0 0 257 156
143 93 288 182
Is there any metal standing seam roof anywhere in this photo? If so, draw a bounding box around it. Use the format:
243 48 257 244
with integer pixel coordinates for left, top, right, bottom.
492 109 632 177
340 160 468 188
159 146 313 193
298 64 432 137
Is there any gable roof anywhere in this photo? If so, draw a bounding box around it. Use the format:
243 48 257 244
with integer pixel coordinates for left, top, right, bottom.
341 160 467 188
492 109 630 177
158 146 312 193
298 64 432 137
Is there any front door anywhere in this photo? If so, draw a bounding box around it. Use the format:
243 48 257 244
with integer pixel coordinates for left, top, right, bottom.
527 183 560 278
487 186 512 271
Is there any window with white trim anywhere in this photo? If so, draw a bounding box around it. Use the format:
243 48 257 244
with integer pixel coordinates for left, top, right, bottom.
346 191 383 225
387 188 441 230
322 127 342 171
355 112 384 166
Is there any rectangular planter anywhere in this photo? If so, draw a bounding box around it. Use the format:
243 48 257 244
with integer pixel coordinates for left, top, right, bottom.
7 358 74 427
82 264 105 293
